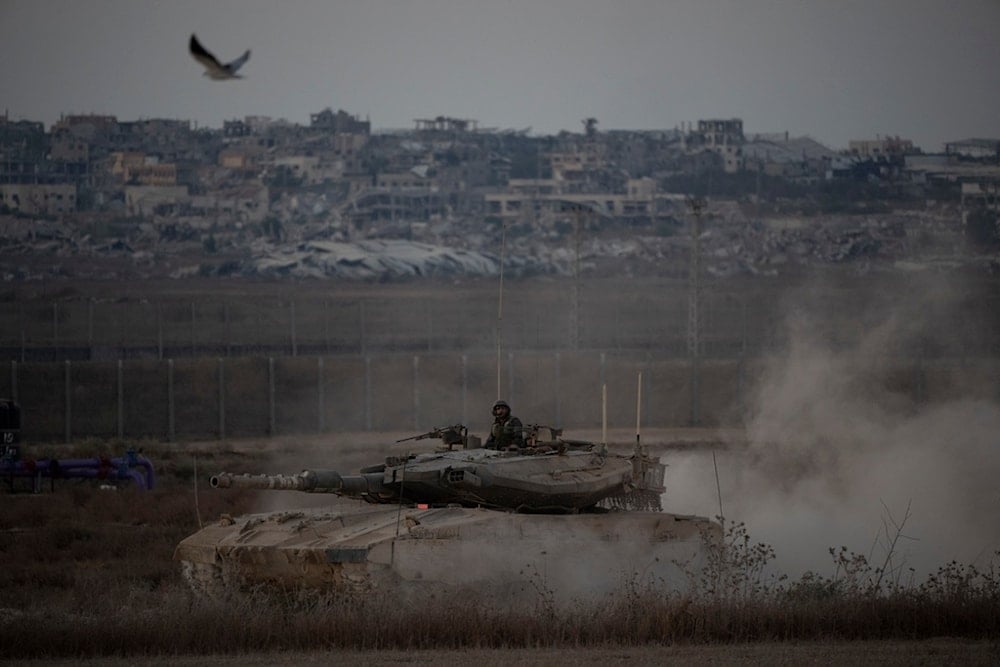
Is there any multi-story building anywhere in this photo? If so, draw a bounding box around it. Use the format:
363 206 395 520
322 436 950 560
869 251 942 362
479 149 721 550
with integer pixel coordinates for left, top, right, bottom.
0 183 77 215
223 119 252 140
52 114 118 145
946 139 1000 161
109 152 178 186
0 117 47 185
847 136 915 159
413 116 477 133
683 118 744 173
742 134 837 183
331 133 368 173
124 185 188 217
548 147 605 192
310 108 371 135
126 162 178 187
188 184 270 224
218 149 258 176
484 177 683 222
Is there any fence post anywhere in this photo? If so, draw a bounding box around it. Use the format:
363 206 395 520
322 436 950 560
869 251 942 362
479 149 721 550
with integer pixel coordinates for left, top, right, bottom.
120 301 128 357
289 301 297 357
156 302 163 360
364 355 372 431
317 356 325 433
741 296 748 357
88 299 94 350
64 360 71 444
413 355 420 430
555 352 561 425
167 359 175 442
268 357 276 436
324 299 330 354
359 300 367 355
461 353 468 426
190 302 196 356
218 358 226 441
690 356 701 427
224 303 231 357
614 298 621 351
255 308 263 353
737 356 745 414
117 360 124 439
425 306 433 352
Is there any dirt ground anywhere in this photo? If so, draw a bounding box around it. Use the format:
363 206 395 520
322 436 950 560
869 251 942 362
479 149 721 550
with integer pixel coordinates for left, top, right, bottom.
10 640 999 666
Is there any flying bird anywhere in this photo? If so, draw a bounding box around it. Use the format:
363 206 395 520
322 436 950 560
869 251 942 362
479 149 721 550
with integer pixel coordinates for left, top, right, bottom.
189 34 250 80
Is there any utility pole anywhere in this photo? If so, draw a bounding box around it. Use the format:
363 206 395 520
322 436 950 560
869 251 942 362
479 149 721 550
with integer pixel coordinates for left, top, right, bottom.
571 205 583 350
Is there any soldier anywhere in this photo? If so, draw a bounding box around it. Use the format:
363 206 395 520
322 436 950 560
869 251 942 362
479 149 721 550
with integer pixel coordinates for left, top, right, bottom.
485 399 524 450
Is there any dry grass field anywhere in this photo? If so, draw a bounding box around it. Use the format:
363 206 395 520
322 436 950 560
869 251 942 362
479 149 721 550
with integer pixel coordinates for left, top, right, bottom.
8 641 1000 666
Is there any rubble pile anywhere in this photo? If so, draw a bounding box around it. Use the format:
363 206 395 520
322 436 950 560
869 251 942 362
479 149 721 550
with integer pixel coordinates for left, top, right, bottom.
0 205 991 283
248 239 511 280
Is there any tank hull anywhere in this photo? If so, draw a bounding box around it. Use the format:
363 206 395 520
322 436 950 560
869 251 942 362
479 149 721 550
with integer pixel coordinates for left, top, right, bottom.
175 502 719 602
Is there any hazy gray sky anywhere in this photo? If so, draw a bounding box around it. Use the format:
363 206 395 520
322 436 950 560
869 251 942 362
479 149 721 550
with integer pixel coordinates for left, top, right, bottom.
2 0 998 151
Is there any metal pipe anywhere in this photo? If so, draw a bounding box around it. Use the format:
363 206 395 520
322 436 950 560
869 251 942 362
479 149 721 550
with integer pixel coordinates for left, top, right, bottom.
0 454 154 490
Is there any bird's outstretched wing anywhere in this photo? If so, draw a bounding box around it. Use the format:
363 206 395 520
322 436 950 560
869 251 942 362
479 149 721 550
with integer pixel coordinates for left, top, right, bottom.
189 34 224 74
189 34 249 79
226 49 251 74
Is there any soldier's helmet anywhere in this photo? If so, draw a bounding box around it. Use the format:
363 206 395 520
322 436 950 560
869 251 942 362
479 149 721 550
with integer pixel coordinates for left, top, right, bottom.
492 400 510 416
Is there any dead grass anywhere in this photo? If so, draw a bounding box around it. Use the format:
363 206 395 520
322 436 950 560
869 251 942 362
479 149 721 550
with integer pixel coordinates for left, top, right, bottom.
6 642 1000 666
0 438 998 659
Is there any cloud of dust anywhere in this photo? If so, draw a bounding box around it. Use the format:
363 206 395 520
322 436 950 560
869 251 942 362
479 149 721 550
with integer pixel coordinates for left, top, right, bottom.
672 274 1000 580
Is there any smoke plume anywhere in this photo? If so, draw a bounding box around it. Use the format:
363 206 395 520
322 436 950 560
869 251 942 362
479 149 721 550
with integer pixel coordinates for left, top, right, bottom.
673 273 1000 579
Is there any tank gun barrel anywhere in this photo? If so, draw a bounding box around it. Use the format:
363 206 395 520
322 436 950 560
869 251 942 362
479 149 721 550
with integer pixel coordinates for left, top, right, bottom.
210 470 385 496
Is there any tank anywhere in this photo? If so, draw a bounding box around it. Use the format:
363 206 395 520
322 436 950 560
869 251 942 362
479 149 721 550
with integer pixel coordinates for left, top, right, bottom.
175 424 719 602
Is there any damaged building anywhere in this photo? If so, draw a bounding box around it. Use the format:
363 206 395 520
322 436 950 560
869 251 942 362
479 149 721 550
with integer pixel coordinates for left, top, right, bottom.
2 105 999 282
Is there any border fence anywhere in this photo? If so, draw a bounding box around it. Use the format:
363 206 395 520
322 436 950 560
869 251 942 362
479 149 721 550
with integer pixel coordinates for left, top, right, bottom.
1 281 998 442
0 291 765 361
3 351 999 443
3 290 999 362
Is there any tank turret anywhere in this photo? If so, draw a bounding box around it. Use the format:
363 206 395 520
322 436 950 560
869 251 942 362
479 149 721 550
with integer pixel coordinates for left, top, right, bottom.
209 424 664 513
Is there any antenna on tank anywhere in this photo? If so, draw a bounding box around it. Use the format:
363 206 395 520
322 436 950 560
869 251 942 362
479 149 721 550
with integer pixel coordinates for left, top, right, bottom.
395 454 407 537
601 383 607 446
